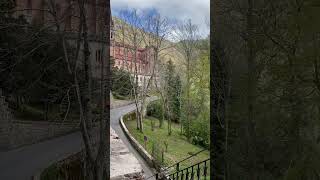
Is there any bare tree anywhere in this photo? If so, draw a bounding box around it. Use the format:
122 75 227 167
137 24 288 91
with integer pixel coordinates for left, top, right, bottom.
114 9 172 132
47 0 110 179
140 11 173 130
154 61 170 131
116 9 145 132
174 19 200 140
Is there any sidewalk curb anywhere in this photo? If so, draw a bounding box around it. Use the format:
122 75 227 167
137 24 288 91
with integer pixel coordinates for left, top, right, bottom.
119 113 161 172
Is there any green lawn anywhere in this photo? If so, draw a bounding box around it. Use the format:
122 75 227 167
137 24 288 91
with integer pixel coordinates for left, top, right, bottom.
124 117 209 174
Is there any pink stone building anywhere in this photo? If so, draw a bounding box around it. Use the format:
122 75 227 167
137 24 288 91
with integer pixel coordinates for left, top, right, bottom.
110 19 157 87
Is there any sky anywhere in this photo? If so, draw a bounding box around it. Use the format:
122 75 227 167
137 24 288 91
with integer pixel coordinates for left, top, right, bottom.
110 0 210 40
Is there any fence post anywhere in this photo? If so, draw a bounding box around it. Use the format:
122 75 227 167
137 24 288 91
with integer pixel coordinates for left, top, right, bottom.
161 149 164 163
176 162 179 172
204 160 207 179
152 142 155 157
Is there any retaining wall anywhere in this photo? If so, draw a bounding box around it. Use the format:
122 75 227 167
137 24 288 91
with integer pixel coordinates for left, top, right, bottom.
120 113 162 172
8 120 79 150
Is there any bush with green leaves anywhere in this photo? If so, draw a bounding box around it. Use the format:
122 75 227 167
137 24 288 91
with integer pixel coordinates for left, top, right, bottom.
146 100 164 119
189 121 210 149
111 59 135 98
15 104 45 120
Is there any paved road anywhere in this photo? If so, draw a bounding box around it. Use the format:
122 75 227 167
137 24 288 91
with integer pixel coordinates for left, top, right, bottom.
111 103 156 180
0 101 156 180
0 131 82 180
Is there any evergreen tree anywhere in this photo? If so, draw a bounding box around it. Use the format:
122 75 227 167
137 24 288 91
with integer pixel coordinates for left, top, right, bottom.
111 58 134 98
172 74 182 122
165 60 175 135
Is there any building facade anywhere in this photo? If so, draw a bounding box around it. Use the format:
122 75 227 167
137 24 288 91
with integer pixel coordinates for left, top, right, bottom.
14 0 158 87
14 0 108 80
110 41 156 87
110 20 159 88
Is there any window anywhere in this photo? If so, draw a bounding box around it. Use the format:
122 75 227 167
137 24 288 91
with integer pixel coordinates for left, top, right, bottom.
96 49 102 63
116 47 119 55
95 51 98 62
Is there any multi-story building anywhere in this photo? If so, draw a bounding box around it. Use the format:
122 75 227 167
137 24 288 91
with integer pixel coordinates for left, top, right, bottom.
110 42 156 87
14 0 159 88
14 0 108 80
110 19 158 88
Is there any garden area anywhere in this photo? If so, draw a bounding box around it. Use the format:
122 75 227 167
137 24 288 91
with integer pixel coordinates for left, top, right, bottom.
120 37 210 176
124 113 209 174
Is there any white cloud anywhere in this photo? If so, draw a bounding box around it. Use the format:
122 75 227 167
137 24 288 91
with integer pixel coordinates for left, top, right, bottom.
111 0 210 38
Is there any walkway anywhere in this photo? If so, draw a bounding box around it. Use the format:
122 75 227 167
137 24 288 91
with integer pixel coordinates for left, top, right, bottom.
111 103 156 180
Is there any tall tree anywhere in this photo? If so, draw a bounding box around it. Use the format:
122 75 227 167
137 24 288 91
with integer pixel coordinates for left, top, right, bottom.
164 60 175 135
174 19 199 141
117 9 146 132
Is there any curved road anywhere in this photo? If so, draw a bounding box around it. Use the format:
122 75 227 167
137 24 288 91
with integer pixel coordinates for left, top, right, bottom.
111 103 156 179
0 102 155 180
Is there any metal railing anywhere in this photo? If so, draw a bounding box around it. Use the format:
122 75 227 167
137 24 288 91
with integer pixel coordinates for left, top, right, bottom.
167 158 210 180
145 149 209 180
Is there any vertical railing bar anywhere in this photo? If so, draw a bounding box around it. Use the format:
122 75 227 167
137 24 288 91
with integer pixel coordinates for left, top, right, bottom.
165 159 210 180
204 160 207 180
186 168 189 180
191 165 194 180
176 170 179 180
197 163 200 180
176 162 180 172
181 170 184 180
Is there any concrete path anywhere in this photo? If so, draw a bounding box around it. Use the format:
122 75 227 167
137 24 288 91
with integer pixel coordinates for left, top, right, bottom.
110 103 156 180
0 100 156 180
110 128 142 178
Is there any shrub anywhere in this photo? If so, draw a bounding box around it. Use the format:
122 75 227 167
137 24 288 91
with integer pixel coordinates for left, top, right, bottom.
112 68 134 98
15 104 45 120
147 100 164 119
113 93 128 100
189 115 210 149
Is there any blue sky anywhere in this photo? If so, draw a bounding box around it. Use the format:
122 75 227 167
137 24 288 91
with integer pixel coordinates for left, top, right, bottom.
111 0 210 39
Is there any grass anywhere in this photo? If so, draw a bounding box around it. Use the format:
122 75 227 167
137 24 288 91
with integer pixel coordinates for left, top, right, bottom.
124 116 210 175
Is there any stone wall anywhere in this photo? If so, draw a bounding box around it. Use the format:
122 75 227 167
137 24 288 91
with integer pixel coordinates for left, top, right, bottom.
120 115 160 171
0 90 12 150
0 90 79 151
8 120 79 150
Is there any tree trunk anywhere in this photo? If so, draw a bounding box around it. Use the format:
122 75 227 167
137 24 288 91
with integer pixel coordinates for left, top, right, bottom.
166 104 172 135
186 54 191 141
161 99 166 128
246 0 257 178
